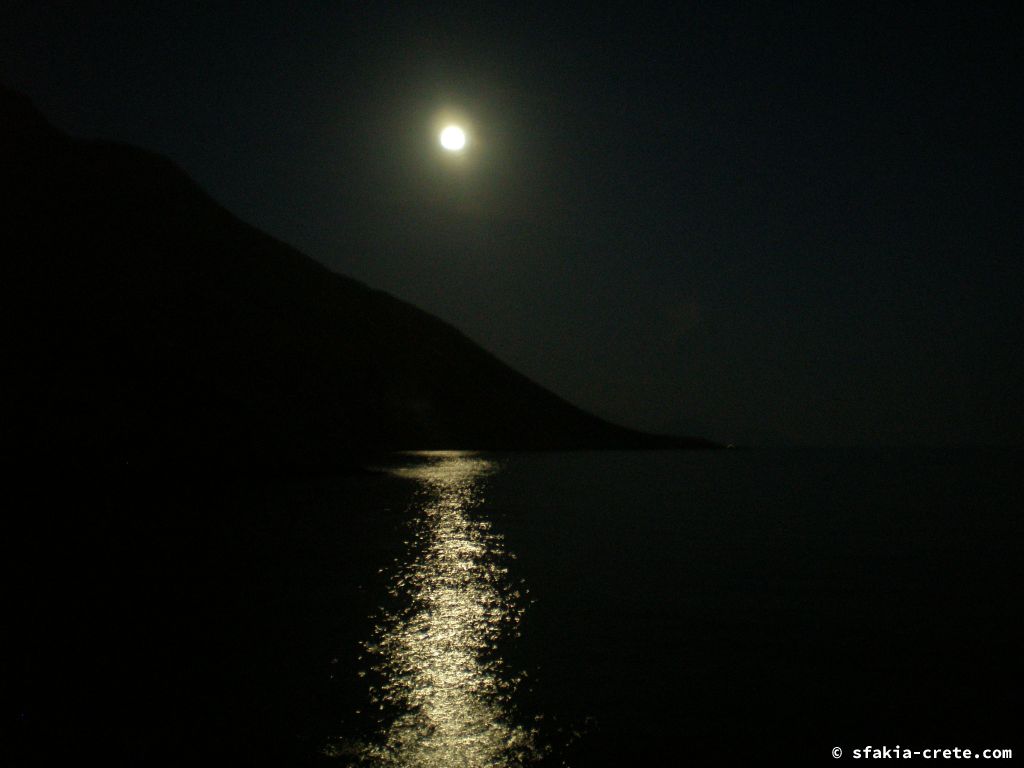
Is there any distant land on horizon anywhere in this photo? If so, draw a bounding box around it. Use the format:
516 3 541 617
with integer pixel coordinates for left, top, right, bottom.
0 85 717 471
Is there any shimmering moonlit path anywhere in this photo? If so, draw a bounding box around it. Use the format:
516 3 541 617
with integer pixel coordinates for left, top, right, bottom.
356 451 538 767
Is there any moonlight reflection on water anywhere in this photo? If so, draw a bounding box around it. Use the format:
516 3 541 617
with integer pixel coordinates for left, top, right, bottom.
355 451 538 767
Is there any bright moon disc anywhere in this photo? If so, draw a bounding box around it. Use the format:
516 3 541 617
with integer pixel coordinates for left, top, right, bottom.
439 125 466 151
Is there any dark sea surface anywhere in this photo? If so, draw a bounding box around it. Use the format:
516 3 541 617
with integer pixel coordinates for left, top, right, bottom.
9 448 1022 765
329 448 1021 765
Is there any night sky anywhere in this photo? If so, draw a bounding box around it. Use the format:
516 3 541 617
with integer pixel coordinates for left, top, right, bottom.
3 2 1020 446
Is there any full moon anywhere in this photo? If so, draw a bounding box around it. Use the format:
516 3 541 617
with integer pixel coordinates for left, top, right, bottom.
439 124 467 151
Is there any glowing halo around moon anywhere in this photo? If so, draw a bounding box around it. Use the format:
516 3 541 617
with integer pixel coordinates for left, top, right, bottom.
439 124 467 151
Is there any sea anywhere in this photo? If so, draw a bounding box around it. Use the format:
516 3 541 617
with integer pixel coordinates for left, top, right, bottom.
9 447 1021 765
319 448 1021 765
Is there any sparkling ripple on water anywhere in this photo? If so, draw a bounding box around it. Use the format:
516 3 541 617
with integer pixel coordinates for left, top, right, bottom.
343 451 540 768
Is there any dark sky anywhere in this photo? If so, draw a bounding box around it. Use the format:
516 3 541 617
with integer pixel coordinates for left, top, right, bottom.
3 1 1021 446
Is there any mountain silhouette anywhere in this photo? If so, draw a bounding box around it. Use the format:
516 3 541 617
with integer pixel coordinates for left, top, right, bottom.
1 85 715 471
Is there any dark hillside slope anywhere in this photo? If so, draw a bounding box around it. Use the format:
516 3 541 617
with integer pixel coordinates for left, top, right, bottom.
0 86 714 470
